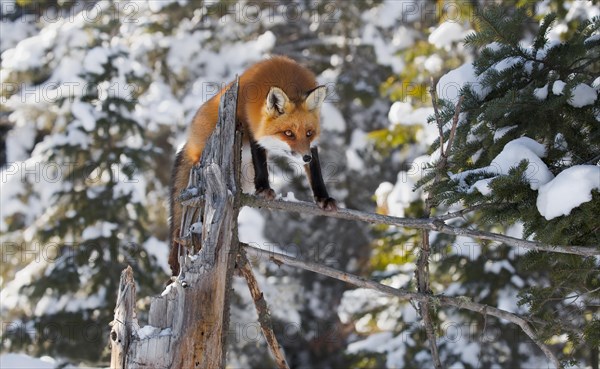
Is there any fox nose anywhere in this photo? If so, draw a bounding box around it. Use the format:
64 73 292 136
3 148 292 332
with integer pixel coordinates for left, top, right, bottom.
303 155 312 163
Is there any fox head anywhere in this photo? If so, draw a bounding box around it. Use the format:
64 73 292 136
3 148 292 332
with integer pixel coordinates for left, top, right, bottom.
255 85 327 165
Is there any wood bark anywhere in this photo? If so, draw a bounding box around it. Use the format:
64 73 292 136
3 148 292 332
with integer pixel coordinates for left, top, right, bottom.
241 195 599 257
241 243 562 368
110 79 240 369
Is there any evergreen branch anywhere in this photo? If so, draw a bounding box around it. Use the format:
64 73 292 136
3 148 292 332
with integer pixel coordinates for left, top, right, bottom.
242 243 562 369
474 9 516 48
534 13 556 51
239 194 600 257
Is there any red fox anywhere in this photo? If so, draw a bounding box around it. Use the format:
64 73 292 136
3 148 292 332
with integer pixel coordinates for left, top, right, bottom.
169 56 337 276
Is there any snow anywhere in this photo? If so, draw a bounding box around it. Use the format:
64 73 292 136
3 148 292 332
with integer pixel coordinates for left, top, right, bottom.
565 0 600 21
388 102 434 127
82 47 109 75
536 165 600 220
568 83 597 107
81 221 119 240
388 101 437 145
484 260 516 274
147 0 187 12
321 102 346 132
533 84 548 100
459 342 480 367
423 54 443 74
362 23 404 73
553 80 598 107
189 221 203 234
71 100 98 131
0 354 80 369
496 287 521 313
5 123 36 162
238 206 269 245
361 0 417 28
279 192 299 202
348 331 394 353
137 325 158 339
437 63 489 103
429 21 470 50
255 30 276 51
452 137 554 194
144 236 170 273
346 129 368 171
0 18 37 53
1 29 53 71
375 155 432 217
375 182 394 209
552 80 566 95
493 125 517 141
0 255 49 311
135 81 184 130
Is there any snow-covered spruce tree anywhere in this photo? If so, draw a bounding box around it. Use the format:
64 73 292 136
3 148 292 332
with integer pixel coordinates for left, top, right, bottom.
347 2 598 368
421 6 599 366
1 5 161 363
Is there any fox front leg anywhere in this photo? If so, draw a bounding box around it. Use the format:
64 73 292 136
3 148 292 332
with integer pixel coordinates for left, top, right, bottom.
305 147 337 211
250 138 276 200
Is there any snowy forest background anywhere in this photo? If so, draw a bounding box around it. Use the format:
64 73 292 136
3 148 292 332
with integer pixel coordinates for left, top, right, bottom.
1 0 599 368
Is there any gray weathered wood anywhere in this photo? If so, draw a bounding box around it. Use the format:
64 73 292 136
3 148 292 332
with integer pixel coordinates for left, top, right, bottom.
110 266 136 369
110 79 240 369
241 195 600 257
241 243 562 369
237 250 289 369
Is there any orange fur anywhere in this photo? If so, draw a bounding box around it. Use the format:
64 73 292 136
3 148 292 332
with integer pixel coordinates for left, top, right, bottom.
169 56 324 276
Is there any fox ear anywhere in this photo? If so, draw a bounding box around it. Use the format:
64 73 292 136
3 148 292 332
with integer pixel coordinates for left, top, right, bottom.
266 87 289 115
305 85 327 111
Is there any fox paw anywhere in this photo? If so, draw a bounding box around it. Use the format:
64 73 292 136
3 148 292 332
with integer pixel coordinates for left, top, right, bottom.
255 187 276 200
316 197 338 212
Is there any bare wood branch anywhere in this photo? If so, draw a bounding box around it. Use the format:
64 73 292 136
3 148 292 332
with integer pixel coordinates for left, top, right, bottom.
242 243 562 369
419 89 460 367
417 229 442 369
241 195 600 257
237 251 290 369
434 204 490 221
110 266 135 369
429 77 445 158
438 297 562 369
444 95 464 156
242 242 421 300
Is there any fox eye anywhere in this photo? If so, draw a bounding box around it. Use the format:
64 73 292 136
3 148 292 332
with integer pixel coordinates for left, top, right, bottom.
284 130 295 138
306 130 313 137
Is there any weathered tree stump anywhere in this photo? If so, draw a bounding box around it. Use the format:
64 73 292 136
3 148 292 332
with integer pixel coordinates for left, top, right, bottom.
110 79 240 369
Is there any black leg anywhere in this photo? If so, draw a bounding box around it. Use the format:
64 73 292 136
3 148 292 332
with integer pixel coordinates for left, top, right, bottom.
305 147 337 211
250 139 275 200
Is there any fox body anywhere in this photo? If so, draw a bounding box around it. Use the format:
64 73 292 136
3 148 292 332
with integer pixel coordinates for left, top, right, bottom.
169 56 337 276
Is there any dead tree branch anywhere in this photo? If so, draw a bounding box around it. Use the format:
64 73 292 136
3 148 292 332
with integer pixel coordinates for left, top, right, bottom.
241 195 599 257
241 243 562 369
237 250 290 369
109 79 241 369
